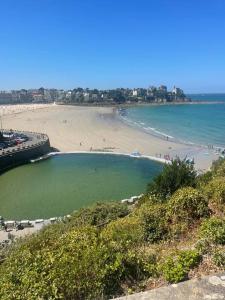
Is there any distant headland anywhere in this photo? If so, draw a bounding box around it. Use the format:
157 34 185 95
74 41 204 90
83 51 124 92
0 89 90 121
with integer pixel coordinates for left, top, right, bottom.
0 85 190 105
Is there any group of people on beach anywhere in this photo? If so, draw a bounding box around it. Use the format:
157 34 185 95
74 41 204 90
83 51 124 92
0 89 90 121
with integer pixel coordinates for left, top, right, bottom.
155 153 171 160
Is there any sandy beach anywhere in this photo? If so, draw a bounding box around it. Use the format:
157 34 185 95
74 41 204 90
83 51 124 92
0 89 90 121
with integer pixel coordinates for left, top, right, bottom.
0 104 219 171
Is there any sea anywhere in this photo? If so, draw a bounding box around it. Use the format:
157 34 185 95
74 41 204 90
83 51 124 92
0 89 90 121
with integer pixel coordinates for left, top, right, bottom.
120 94 225 148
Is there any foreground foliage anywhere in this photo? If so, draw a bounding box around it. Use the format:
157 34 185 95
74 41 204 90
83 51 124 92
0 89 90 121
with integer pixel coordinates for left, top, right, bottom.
0 159 225 299
159 250 201 283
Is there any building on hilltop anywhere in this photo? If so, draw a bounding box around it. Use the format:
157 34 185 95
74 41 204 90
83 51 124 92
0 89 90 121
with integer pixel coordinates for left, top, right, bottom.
159 85 167 92
172 86 184 96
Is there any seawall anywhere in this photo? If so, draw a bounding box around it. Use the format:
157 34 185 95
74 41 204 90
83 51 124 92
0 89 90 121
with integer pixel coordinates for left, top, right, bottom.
0 130 51 173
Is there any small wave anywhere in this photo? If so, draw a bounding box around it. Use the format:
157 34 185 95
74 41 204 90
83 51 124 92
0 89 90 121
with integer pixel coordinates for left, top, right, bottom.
142 126 174 139
118 108 212 147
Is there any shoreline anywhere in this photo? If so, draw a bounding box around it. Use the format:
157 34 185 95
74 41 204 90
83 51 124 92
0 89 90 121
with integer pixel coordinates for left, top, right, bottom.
117 108 224 150
47 150 170 164
1 104 221 171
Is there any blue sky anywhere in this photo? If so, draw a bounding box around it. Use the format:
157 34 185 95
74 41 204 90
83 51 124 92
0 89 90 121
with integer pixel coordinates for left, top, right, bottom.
0 0 225 92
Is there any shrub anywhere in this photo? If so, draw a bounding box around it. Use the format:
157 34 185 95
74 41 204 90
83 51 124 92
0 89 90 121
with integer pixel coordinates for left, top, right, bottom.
0 226 127 299
101 216 143 247
167 187 209 224
159 250 201 283
212 248 225 267
203 177 225 213
120 249 158 284
198 217 225 245
195 238 212 255
136 203 168 243
147 158 197 199
196 170 213 187
69 202 129 227
135 194 161 207
211 158 225 176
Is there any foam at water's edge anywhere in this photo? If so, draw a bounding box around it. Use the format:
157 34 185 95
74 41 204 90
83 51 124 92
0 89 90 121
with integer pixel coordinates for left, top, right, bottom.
118 108 224 150
48 151 170 165
119 111 198 147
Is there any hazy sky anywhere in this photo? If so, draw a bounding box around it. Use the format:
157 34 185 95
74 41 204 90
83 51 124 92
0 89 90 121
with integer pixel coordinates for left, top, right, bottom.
0 0 225 92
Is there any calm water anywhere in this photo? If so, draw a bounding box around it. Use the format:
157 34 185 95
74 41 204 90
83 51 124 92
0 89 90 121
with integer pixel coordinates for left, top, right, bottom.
0 154 162 219
123 94 225 147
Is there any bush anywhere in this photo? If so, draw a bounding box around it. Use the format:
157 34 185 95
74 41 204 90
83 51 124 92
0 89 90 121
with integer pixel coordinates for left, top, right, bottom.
211 158 225 176
69 202 129 227
212 248 225 267
196 171 213 187
135 194 162 208
120 249 158 284
203 177 225 213
159 250 201 283
101 216 143 247
167 187 209 224
147 158 197 199
136 203 168 243
198 217 225 245
195 238 212 255
0 228 104 299
0 226 128 299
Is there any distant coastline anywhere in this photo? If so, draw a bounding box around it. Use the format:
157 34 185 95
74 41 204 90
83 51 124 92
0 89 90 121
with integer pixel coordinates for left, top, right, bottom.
0 85 189 105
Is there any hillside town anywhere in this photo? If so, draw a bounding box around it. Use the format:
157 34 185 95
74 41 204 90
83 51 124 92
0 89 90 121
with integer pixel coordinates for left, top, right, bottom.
0 85 189 105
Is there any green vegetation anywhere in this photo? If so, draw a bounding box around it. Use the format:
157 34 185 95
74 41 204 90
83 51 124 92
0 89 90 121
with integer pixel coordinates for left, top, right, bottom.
0 85 188 105
198 217 225 245
69 202 130 227
0 158 225 299
167 187 209 223
212 248 225 267
147 158 197 199
159 250 201 283
136 202 168 243
202 177 225 213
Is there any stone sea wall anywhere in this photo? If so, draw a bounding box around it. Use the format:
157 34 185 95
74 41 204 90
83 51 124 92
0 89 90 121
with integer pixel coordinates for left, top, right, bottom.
0 130 51 173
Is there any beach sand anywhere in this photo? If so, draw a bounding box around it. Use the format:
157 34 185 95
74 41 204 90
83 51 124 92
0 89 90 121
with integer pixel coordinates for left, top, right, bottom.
1 104 219 171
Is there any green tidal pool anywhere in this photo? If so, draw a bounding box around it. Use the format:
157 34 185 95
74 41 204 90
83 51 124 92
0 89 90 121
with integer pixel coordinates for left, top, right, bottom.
0 154 163 219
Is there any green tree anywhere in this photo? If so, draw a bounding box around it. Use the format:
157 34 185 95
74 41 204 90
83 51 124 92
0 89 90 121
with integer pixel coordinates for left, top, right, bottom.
147 158 197 199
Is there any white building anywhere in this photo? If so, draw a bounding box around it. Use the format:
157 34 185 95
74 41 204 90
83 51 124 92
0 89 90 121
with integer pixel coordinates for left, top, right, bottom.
172 86 183 95
84 92 90 102
132 89 138 97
